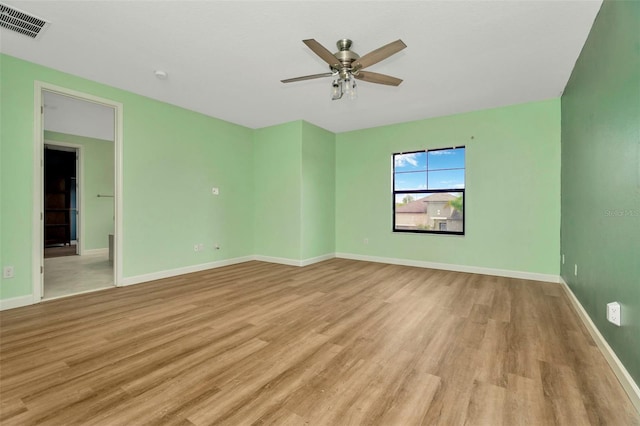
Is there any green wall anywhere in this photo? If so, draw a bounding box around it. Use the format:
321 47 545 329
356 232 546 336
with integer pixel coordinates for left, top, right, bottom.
253 121 303 260
122 94 254 277
336 99 561 275
301 121 335 260
0 54 254 298
253 121 336 262
561 0 640 384
44 131 114 251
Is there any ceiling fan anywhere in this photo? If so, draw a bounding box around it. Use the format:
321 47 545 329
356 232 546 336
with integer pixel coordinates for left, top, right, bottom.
281 38 407 100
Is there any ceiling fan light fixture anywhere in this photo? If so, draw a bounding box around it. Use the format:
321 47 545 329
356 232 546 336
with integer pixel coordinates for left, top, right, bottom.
331 79 343 100
345 75 357 100
284 38 406 100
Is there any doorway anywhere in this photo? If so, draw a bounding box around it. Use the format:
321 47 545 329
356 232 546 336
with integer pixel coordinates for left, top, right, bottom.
34 83 123 301
44 144 79 258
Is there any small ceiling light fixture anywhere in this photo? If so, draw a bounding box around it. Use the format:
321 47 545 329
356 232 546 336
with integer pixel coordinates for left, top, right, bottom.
154 70 168 80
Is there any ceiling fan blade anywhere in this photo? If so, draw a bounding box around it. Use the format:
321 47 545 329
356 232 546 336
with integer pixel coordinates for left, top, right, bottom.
281 72 333 84
302 39 340 68
354 71 403 86
352 39 407 70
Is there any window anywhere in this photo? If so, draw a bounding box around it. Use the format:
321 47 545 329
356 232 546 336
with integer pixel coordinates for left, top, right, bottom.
393 147 465 235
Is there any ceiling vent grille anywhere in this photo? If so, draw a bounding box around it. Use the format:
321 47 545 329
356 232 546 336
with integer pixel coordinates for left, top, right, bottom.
0 3 49 39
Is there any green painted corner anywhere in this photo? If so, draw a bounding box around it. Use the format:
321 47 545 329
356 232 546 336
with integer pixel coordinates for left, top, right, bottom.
301 121 336 260
252 120 336 262
253 121 303 260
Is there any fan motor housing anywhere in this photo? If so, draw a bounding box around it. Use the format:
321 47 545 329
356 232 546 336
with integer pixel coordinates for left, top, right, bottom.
333 39 359 71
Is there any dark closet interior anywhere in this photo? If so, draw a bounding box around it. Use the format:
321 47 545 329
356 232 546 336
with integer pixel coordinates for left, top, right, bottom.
44 147 76 247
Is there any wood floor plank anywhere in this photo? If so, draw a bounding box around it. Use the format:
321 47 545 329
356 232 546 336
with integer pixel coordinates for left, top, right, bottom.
504 373 553 425
1 259 638 425
464 380 507 426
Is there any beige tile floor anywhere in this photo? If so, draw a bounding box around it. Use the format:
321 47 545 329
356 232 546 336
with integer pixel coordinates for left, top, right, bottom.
43 252 114 299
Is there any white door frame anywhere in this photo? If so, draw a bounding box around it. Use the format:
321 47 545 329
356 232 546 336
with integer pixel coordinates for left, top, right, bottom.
33 82 124 302
44 142 83 255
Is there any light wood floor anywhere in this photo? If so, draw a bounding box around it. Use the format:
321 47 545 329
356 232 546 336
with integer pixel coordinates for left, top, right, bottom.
1 259 638 425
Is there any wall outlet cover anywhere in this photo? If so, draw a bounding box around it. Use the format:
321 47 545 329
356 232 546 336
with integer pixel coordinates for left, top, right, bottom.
3 266 15 279
606 301 621 326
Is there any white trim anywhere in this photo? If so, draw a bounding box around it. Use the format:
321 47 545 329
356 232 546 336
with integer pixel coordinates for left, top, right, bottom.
120 256 255 287
114 99 123 287
82 248 109 256
560 277 640 412
0 295 34 311
33 81 124 301
253 253 334 267
335 252 560 283
33 86 44 302
44 141 83 255
300 253 335 266
254 255 302 267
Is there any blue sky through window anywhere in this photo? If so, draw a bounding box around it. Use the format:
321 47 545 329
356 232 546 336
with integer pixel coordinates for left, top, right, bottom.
427 148 465 170
394 148 465 190
428 170 465 189
394 152 427 172
395 172 427 190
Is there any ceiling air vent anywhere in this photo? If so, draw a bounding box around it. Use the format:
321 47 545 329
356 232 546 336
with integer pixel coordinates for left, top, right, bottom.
0 3 49 39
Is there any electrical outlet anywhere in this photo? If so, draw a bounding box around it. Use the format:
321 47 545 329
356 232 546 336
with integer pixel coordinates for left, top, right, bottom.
3 266 14 279
211 187 219 195
574 264 578 276
606 302 621 326
214 244 220 250
562 254 565 265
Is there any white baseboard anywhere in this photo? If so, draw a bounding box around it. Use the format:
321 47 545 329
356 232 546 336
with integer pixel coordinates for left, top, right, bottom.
120 256 255 287
0 295 35 311
335 252 560 283
253 255 301 267
560 277 640 412
300 253 335 266
254 253 335 267
83 248 108 256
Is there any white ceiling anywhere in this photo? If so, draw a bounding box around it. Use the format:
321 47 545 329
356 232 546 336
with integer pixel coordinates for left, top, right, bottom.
1 1 602 133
